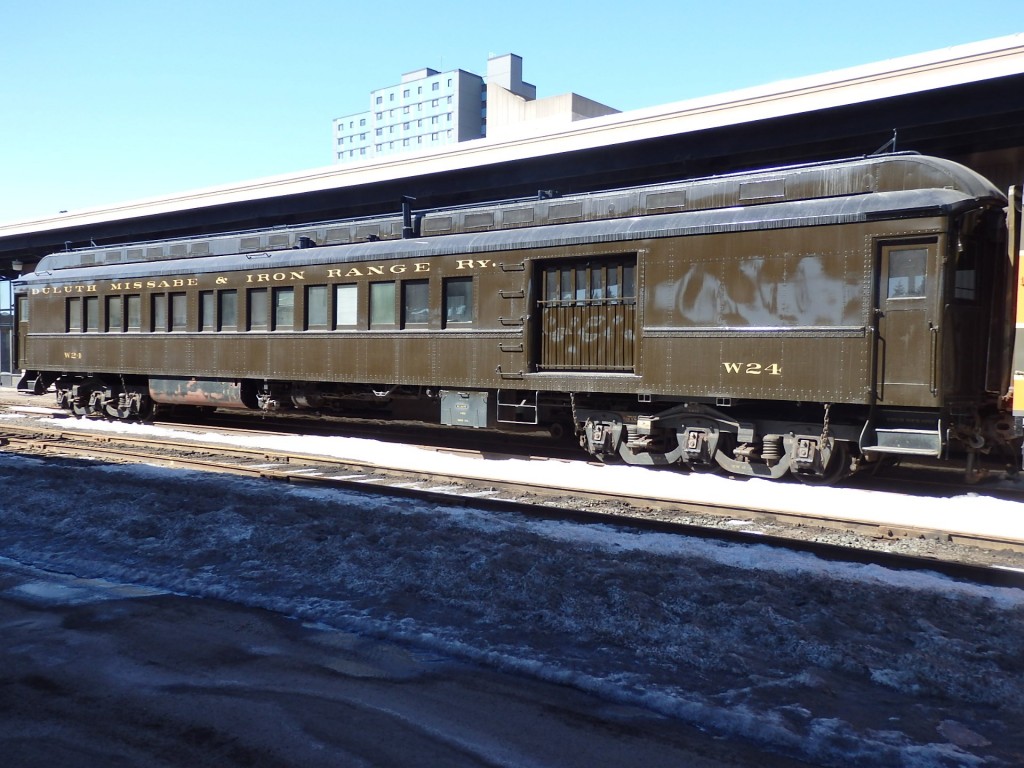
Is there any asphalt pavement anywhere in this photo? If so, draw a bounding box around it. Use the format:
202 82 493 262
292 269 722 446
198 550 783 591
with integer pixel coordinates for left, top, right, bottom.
0 558 811 768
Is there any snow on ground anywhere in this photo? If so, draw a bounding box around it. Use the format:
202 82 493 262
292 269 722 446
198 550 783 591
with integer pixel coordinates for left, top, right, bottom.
10 411 1024 542
1 437 1023 767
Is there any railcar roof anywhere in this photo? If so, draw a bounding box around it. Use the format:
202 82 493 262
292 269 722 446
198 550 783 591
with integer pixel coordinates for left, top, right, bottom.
23 154 1003 280
17 183 994 287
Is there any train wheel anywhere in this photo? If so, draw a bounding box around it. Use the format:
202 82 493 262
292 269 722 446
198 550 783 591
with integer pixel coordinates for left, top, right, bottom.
134 398 155 422
70 386 92 418
102 389 128 420
682 432 733 475
548 421 569 441
56 389 71 413
101 391 154 422
792 442 852 486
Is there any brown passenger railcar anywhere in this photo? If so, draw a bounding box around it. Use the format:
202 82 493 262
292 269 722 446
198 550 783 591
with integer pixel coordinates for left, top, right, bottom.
14 153 1019 483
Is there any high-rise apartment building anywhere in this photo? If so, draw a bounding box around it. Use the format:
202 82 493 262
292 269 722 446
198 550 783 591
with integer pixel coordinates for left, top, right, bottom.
332 66 487 163
331 54 616 164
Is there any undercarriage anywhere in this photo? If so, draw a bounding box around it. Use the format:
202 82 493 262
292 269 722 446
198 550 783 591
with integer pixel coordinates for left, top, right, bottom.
572 397 1019 485
25 371 1020 485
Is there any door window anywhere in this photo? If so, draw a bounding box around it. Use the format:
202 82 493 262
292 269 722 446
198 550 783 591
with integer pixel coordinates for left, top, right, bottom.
886 248 927 299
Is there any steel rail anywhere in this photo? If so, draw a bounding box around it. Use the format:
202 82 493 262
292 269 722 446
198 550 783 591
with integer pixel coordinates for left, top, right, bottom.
6 421 1024 552
2 423 1023 589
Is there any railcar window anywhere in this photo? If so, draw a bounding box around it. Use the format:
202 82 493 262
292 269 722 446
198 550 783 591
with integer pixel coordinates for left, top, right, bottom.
273 287 294 331
106 296 123 332
335 284 357 327
954 251 978 302
248 288 268 331
623 264 635 299
17 296 27 322
607 269 620 299
152 294 167 332
887 248 927 298
170 293 187 331
218 290 237 331
306 285 328 329
127 295 141 331
402 280 429 327
370 281 396 328
575 267 587 303
67 297 82 332
444 277 473 326
590 267 605 300
545 271 559 303
199 291 214 331
542 259 637 307
537 255 638 372
84 296 99 332
955 269 977 301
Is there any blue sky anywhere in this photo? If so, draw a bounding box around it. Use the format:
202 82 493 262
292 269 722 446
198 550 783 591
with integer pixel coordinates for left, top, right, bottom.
1 0 1021 224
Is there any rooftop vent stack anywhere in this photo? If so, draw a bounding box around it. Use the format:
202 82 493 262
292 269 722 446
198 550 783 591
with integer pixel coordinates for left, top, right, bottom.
401 196 417 239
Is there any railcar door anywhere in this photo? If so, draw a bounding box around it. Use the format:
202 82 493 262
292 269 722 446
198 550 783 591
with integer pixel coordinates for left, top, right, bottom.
535 256 637 372
874 241 941 406
15 294 28 372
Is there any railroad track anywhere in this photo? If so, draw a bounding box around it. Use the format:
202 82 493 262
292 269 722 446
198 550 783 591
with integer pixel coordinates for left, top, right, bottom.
7 392 1022 488
2 417 1023 589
